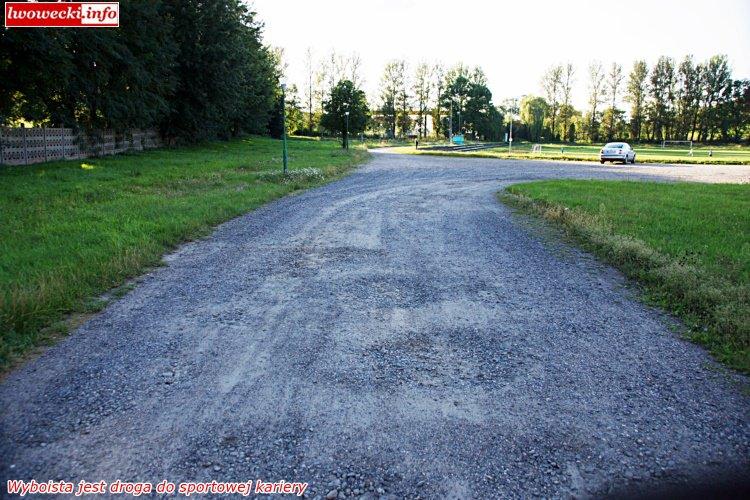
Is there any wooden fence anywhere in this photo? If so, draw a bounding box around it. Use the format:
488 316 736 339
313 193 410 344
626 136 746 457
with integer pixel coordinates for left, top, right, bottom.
0 127 161 166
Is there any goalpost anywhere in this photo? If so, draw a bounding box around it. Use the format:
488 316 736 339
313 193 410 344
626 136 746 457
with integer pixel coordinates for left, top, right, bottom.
661 140 693 156
531 144 542 153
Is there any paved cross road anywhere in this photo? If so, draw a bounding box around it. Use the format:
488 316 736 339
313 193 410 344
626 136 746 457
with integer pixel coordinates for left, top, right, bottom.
1 153 748 498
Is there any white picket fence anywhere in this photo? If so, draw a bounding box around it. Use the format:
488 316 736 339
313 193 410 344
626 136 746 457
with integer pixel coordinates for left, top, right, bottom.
0 127 161 166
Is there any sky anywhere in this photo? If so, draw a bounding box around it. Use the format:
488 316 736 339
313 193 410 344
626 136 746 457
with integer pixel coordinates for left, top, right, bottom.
252 0 750 109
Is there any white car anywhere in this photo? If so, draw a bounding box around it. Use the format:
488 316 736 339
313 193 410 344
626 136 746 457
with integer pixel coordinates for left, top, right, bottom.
600 142 636 164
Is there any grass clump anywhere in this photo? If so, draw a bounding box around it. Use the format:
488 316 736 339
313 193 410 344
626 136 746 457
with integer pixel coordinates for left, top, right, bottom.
501 180 749 372
256 166 325 184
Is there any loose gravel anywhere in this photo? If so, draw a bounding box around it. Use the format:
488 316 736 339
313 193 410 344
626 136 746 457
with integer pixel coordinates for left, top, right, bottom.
1 152 748 498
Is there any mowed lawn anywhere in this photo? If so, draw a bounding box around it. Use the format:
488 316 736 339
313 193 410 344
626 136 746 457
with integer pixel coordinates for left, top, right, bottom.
0 137 368 369
503 180 750 371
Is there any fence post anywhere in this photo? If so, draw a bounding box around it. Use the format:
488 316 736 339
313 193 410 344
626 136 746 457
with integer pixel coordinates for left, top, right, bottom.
23 126 28 165
43 126 48 162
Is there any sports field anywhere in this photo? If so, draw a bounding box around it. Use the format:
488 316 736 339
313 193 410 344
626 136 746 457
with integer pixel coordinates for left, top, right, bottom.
387 141 750 165
488 142 750 164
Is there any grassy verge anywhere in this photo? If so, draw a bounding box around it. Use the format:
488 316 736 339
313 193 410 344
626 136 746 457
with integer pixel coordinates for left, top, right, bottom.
386 143 750 165
501 180 749 372
0 136 368 370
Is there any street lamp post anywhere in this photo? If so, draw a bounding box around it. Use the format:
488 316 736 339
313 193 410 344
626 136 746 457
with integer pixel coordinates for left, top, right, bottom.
509 118 513 153
344 111 350 150
280 83 288 174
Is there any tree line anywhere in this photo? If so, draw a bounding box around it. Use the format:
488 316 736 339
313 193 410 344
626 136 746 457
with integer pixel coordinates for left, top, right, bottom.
291 50 505 141
525 54 749 144
4 9 746 148
377 61 504 141
0 0 280 143
293 49 747 145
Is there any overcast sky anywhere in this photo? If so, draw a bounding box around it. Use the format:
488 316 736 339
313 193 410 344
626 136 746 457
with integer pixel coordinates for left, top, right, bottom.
252 0 750 109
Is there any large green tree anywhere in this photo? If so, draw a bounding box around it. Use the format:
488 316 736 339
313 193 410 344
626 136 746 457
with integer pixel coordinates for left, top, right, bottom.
625 60 648 141
699 54 732 141
541 65 563 139
463 82 503 140
675 56 701 140
321 80 369 147
162 0 275 141
284 84 305 135
439 64 478 135
603 63 624 140
720 79 749 142
379 60 405 138
585 61 605 142
647 56 676 141
413 63 432 139
520 96 549 142
0 0 176 129
0 0 277 143
558 64 575 141
431 64 446 137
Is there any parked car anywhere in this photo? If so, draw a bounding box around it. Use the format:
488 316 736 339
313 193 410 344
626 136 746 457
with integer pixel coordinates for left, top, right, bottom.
600 142 636 164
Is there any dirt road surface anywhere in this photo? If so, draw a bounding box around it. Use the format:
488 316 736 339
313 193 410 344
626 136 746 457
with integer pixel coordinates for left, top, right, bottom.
1 153 748 498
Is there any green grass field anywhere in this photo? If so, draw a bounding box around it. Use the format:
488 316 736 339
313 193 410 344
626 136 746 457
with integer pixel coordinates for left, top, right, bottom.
502 180 750 372
388 141 750 165
0 136 368 370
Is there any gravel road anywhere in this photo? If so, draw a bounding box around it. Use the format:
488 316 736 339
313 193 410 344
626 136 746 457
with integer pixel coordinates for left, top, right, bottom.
1 152 749 499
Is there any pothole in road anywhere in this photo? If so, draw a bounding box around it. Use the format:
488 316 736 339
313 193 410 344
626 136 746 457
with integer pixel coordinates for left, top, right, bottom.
334 326 529 392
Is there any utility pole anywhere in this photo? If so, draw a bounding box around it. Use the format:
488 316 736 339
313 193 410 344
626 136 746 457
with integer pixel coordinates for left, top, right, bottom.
281 83 289 174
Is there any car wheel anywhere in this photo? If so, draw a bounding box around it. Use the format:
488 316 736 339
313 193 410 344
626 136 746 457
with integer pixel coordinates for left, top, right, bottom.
632 155 636 164
600 159 605 164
